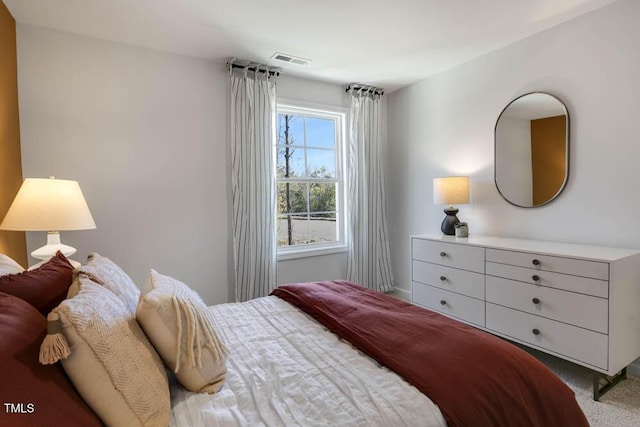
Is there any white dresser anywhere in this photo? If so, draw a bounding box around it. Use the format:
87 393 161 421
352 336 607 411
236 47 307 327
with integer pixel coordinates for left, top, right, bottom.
411 234 640 398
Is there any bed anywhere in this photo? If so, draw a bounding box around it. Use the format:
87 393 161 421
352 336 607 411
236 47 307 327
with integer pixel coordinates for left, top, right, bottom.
0 252 588 427
171 294 445 426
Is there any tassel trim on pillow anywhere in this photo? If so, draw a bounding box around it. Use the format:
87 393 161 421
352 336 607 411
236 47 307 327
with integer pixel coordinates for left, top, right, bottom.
39 311 71 364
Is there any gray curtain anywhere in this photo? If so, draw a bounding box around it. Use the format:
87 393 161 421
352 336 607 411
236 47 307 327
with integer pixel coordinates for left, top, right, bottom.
229 62 277 301
346 86 394 292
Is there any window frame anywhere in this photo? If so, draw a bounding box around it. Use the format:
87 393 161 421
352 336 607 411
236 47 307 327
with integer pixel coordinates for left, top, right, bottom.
275 99 348 261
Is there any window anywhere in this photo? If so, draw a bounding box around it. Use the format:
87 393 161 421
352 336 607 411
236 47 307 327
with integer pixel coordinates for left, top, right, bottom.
275 102 346 259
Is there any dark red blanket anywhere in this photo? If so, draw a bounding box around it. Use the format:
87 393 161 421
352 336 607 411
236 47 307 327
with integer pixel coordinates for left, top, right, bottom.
272 280 588 427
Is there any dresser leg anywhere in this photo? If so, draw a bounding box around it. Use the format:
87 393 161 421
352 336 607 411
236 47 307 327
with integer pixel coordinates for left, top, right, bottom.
593 368 626 401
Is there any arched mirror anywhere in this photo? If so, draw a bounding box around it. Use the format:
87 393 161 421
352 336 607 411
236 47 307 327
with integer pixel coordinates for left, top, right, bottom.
494 92 569 207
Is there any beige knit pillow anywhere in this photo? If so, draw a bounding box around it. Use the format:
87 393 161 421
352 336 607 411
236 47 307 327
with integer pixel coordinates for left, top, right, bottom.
137 269 228 394
77 253 140 315
42 277 170 427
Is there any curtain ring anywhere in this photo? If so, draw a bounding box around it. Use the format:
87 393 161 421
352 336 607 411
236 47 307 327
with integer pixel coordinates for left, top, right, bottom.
227 57 236 76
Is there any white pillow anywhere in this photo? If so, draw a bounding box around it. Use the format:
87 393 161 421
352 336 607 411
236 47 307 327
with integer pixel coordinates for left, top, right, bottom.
137 269 228 394
44 277 170 426
0 253 24 276
76 253 140 315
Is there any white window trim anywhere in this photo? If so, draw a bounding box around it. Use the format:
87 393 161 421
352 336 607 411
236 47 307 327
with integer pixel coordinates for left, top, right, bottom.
277 243 348 261
276 99 348 261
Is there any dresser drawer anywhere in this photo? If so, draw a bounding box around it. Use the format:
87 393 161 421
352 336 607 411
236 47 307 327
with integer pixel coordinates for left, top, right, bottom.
412 239 484 273
486 262 608 298
412 282 485 327
486 303 608 369
412 260 485 300
486 248 609 280
486 276 608 333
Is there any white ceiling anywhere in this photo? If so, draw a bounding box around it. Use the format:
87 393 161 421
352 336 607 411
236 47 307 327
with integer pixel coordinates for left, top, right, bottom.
3 0 620 92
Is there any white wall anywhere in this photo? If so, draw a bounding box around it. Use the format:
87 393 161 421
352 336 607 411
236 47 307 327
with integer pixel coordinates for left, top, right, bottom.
16 24 352 303
17 24 230 304
387 0 640 292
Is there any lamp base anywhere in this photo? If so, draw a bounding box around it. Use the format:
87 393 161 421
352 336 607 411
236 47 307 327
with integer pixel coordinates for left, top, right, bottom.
30 231 77 260
441 207 460 236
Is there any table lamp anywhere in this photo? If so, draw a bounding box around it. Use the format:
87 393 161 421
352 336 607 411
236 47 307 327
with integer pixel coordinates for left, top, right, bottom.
0 177 96 266
433 176 469 236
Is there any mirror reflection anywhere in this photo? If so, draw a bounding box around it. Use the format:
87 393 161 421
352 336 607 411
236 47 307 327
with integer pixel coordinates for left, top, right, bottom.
494 92 569 207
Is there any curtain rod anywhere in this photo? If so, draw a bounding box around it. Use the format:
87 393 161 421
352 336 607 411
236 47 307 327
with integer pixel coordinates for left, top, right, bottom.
346 83 384 96
228 60 280 77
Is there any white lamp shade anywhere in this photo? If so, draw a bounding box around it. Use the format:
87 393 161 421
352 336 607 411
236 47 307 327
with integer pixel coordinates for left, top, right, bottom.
0 178 96 231
433 176 470 205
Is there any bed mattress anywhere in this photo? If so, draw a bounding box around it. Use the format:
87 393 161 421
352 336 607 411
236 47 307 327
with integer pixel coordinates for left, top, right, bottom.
169 296 446 426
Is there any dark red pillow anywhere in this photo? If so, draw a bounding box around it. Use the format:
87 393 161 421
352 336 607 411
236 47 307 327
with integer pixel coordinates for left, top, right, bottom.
0 291 102 426
0 251 74 314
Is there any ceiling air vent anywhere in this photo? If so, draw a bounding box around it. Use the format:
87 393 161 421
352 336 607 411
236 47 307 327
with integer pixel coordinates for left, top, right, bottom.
270 52 310 66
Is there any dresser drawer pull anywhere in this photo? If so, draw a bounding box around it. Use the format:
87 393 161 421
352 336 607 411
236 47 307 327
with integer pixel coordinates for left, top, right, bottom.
532 259 540 266
532 328 540 336
440 300 447 305
440 251 447 257
532 275 540 281
532 297 540 304
440 276 446 281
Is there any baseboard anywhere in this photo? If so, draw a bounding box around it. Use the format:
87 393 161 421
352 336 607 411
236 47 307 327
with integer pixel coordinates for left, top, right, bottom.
627 361 640 378
391 287 411 302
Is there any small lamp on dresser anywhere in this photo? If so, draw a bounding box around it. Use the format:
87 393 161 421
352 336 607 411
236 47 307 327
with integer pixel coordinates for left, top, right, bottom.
0 177 96 268
433 176 469 236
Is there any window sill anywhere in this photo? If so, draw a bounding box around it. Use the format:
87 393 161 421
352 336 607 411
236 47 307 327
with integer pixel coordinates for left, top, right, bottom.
277 244 348 261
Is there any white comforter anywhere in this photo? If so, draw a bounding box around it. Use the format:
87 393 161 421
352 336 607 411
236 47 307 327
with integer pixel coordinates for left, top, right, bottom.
170 296 446 427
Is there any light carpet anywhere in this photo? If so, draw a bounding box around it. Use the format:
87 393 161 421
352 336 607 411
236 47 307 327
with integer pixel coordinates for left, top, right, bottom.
526 348 640 427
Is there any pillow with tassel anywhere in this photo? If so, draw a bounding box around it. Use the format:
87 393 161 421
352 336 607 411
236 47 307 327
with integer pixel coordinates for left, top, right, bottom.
40 276 170 427
136 269 228 394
